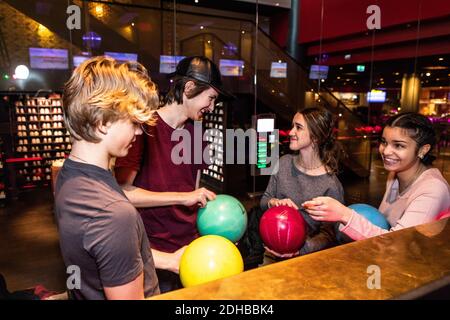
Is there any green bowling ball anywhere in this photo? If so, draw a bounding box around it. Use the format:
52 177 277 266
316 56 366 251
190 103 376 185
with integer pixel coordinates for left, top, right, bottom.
197 194 248 243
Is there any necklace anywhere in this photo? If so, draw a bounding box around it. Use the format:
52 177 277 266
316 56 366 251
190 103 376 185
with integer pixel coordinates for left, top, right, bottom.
296 156 323 171
399 164 426 195
69 154 89 164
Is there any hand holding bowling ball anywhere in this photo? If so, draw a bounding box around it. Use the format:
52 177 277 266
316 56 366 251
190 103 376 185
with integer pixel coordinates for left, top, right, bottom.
167 245 187 274
303 196 354 224
268 198 299 210
259 205 307 255
182 187 216 207
264 245 301 259
197 194 247 243
304 197 391 230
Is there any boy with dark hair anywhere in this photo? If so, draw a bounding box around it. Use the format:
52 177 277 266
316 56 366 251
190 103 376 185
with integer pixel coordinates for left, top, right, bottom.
115 56 231 292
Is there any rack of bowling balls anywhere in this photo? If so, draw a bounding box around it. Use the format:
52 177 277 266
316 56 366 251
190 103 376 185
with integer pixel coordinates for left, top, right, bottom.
180 195 391 288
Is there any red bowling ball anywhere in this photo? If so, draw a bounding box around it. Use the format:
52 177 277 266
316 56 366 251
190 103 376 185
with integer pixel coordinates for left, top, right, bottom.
259 205 307 254
436 209 450 220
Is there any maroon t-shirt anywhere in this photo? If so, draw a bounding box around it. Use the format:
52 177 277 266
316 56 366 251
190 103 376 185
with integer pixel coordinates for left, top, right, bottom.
115 112 207 253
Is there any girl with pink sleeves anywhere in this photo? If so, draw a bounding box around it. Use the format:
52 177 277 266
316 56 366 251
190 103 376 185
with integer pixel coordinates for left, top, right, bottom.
302 112 450 241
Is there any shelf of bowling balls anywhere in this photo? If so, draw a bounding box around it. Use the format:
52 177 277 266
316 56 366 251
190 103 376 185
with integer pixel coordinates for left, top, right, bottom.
16 149 70 153
16 128 68 131
17 165 50 170
205 168 223 176
204 174 223 181
20 182 51 189
19 171 51 176
20 179 52 185
204 170 223 177
17 128 67 131
16 121 65 124
17 142 70 146
15 113 64 116
13 156 66 162
16 134 70 138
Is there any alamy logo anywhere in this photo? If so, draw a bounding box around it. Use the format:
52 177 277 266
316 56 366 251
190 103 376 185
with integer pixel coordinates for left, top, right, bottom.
366 264 381 289
366 5 381 30
170 121 279 175
66 265 81 290
66 4 81 30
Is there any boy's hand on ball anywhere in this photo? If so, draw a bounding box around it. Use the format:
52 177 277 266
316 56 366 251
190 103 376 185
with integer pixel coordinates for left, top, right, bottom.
183 188 216 207
171 246 187 274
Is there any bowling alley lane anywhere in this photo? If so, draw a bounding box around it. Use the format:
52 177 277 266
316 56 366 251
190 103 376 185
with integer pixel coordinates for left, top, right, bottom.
150 218 450 300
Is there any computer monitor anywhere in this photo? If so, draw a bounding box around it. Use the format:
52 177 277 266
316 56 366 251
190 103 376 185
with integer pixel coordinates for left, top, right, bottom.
309 65 329 80
159 55 185 74
257 118 275 133
29 48 69 69
367 90 386 103
73 55 91 67
270 62 287 78
219 59 244 76
104 52 138 63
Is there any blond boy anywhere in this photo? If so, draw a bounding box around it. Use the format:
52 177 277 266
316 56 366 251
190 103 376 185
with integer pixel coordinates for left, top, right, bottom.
54 56 160 300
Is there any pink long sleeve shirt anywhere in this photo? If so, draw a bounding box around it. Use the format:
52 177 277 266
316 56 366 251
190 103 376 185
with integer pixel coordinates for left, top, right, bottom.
341 168 450 240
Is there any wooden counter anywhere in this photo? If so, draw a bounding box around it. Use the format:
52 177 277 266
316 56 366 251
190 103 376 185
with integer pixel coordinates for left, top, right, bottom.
149 218 450 300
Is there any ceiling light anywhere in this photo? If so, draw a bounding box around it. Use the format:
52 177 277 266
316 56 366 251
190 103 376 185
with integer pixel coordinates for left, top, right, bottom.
424 66 447 70
95 5 103 16
14 65 29 80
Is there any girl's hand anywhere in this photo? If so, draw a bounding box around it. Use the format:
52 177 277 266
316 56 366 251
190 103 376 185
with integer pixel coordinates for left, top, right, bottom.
302 196 353 224
264 246 300 259
268 198 299 210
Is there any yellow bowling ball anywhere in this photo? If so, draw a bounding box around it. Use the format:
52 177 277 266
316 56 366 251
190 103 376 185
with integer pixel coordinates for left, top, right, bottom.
179 235 244 288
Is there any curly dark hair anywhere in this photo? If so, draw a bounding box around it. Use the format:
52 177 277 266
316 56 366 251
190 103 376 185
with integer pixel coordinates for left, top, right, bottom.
384 112 436 165
300 107 344 174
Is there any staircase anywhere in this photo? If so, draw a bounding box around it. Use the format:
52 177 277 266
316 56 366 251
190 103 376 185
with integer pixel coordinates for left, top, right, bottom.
179 31 373 177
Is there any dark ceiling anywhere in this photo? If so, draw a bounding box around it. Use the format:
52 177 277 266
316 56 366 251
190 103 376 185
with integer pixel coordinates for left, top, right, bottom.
323 54 450 91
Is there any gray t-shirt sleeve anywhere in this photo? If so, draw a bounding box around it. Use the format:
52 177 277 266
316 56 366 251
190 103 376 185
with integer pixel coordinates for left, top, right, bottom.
83 201 143 288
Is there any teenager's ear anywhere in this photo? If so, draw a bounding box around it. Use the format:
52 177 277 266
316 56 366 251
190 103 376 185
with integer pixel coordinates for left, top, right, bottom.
418 144 431 159
184 81 196 96
97 122 110 136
